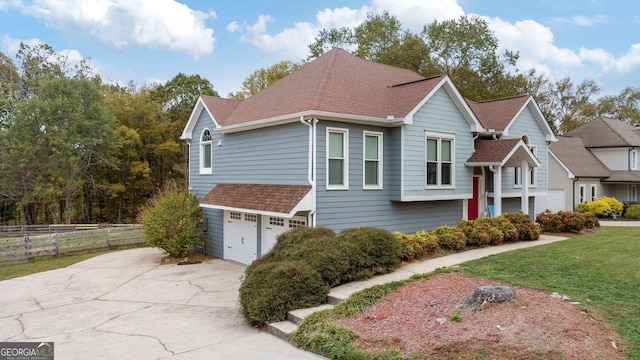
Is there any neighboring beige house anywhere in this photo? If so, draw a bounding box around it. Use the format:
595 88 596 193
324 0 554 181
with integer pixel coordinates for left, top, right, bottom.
548 117 640 212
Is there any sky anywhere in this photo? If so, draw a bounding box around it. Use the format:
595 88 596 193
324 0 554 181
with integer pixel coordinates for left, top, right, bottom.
0 0 639 97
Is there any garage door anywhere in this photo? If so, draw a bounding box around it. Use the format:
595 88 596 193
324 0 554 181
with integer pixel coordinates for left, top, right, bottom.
225 211 258 265
261 216 307 256
535 190 566 214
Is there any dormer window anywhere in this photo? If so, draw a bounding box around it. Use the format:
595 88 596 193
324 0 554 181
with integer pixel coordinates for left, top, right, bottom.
200 128 212 174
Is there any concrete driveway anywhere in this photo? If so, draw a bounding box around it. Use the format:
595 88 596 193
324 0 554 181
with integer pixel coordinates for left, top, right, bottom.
0 248 323 359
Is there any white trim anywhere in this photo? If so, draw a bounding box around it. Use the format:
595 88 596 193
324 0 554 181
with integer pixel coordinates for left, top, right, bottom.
502 96 558 142
590 184 597 202
578 184 586 203
363 131 383 189
199 128 212 175
326 127 349 190
181 96 220 140
631 149 638 170
488 190 548 198
425 131 456 188
216 110 405 134
404 76 484 132
200 189 314 218
400 193 472 201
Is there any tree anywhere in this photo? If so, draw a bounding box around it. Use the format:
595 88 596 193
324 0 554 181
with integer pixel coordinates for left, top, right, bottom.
151 73 218 123
596 87 640 125
525 71 600 133
307 14 523 101
231 60 303 99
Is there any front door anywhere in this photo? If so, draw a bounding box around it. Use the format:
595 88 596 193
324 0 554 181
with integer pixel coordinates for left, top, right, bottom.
468 177 480 219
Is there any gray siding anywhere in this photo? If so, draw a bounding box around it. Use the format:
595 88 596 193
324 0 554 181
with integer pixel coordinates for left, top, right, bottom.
547 153 574 211
502 197 535 220
315 120 464 233
188 111 310 259
503 107 549 196
403 88 475 198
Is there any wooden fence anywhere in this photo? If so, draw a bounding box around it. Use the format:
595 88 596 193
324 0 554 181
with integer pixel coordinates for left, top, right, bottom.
0 224 145 264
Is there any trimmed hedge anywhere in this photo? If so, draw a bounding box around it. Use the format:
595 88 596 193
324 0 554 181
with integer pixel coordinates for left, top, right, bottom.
432 225 466 250
536 210 600 233
625 204 640 220
394 230 438 261
502 211 540 240
337 227 402 281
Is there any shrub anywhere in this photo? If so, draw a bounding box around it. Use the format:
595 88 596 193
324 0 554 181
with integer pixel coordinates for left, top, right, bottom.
600 196 624 215
239 260 329 327
139 183 203 258
502 211 540 241
457 220 491 247
432 225 466 250
535 210 564 233
625 204 640 220
536 210 590 233
395 230 438 261
578 199 610 216
337 227 402 281
582 211 600 228
491 216 519 242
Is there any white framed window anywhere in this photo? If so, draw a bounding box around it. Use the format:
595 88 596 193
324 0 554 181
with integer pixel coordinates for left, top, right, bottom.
199 128 212 174
425 132 454 188
363 131 383 189
514 145 537 187
327 128 349 189
289 219 306 228
631 185 638 202
245 213 257 222
590 184 597 202
230 211 242 220
269 217 284 227
631 149 638 170
579 184 586 203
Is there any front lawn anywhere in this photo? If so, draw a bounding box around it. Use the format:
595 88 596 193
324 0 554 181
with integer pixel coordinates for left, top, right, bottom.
461 226 640 359
294 226 640 359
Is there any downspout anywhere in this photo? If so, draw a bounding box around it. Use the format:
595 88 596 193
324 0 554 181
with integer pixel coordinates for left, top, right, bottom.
300 116 317 227
488 165 502 216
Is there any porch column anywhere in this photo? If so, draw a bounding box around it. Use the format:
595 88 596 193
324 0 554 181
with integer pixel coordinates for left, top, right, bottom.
493 166 502 216
521 159 529 214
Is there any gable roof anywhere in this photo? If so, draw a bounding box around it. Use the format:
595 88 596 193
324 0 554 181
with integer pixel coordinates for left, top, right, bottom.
200 184 313 217
565 117 640 147
182 48 484 137
466 139 540 167
548 136 610 178
466 94 557 142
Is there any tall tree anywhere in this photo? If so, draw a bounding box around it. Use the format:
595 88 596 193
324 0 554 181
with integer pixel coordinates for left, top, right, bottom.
230 60 303 99
596 87 640 125
151 73 218 123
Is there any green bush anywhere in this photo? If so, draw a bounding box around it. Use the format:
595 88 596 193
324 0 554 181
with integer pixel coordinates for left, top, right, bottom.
600 196 624 214
578 199 610 216
432 225 466 250
536 210 591 233
625 204 640 220
502 211 540 241
337 227 402 281
457 220 491 247
139 183 203 258
491 216 519 242
239 260 329 327
582 211 600 228
394 230 438 261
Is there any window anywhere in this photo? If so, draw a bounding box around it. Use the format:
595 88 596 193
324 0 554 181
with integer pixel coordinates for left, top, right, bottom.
230 211 241 220
514 145 537 187
199 128 212 174
579 185 586 203
244 213 257 222
363 132 382 189
590 184 597 202
425 132 454 187
327 128 348 189
269 217 284 227
631 185 638 202
631 149 638 170
289 219 306 228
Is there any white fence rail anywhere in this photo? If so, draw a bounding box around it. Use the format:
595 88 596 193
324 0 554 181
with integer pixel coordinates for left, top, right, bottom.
0 224 145 264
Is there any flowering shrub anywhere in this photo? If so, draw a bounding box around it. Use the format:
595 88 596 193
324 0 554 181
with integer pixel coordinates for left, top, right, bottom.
578 196 623 217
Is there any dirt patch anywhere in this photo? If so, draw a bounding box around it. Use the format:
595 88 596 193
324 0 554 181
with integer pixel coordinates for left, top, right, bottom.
161 250 212 265
337 272 625 359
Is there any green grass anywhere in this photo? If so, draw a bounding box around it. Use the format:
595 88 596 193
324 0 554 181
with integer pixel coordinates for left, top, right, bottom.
294 227 640 359
0 250 117 280
461 226 640 359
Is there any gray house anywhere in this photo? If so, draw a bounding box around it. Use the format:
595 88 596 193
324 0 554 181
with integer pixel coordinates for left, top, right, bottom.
181 48 556 265
548 117 640 211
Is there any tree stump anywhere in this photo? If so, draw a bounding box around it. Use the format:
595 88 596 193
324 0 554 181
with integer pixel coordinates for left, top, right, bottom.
456 286 516 312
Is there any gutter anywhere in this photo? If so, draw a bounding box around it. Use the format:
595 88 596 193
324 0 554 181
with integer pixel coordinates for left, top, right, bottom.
300 116 318 227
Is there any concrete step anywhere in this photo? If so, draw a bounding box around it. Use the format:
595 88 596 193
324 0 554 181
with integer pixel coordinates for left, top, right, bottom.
287 304 335 324
267 320 298 342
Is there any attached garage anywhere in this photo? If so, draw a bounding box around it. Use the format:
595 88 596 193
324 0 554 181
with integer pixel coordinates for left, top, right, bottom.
535 189 566 214
201 183 314 265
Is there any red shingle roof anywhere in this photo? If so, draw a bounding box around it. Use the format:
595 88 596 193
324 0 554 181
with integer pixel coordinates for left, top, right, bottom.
201 184 312 214
466 95 530 131
204 48 440 126
466 139 522 164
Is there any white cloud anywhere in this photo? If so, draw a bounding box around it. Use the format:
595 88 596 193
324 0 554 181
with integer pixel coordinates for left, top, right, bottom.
238 14 318 58
371 0 463 31
315 6 370 29
226 21 242 33
19 0 215 59
554 14 608 26
0 0 22 11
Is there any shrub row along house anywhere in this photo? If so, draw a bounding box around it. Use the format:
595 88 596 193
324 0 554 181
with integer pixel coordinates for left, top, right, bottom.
181 48 556 265
547 117 640 212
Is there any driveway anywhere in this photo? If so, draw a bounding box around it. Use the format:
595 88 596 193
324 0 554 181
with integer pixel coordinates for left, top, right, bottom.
0 248 323 359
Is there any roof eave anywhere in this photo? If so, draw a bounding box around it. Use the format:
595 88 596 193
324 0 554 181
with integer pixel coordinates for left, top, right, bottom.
216 111 404 134
181 96 220 140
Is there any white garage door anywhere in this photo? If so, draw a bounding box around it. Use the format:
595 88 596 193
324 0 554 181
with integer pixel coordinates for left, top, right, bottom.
535 190 566 214
224 211 258 265
261 215 307 256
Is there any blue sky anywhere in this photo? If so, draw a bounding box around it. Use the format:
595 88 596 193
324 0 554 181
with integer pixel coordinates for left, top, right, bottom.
0 0 638 97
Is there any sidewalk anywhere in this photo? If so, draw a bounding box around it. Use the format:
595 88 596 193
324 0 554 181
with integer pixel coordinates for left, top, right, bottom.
268 233 569 340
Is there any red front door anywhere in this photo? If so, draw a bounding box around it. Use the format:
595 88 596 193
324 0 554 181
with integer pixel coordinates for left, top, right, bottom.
468 177 479 220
